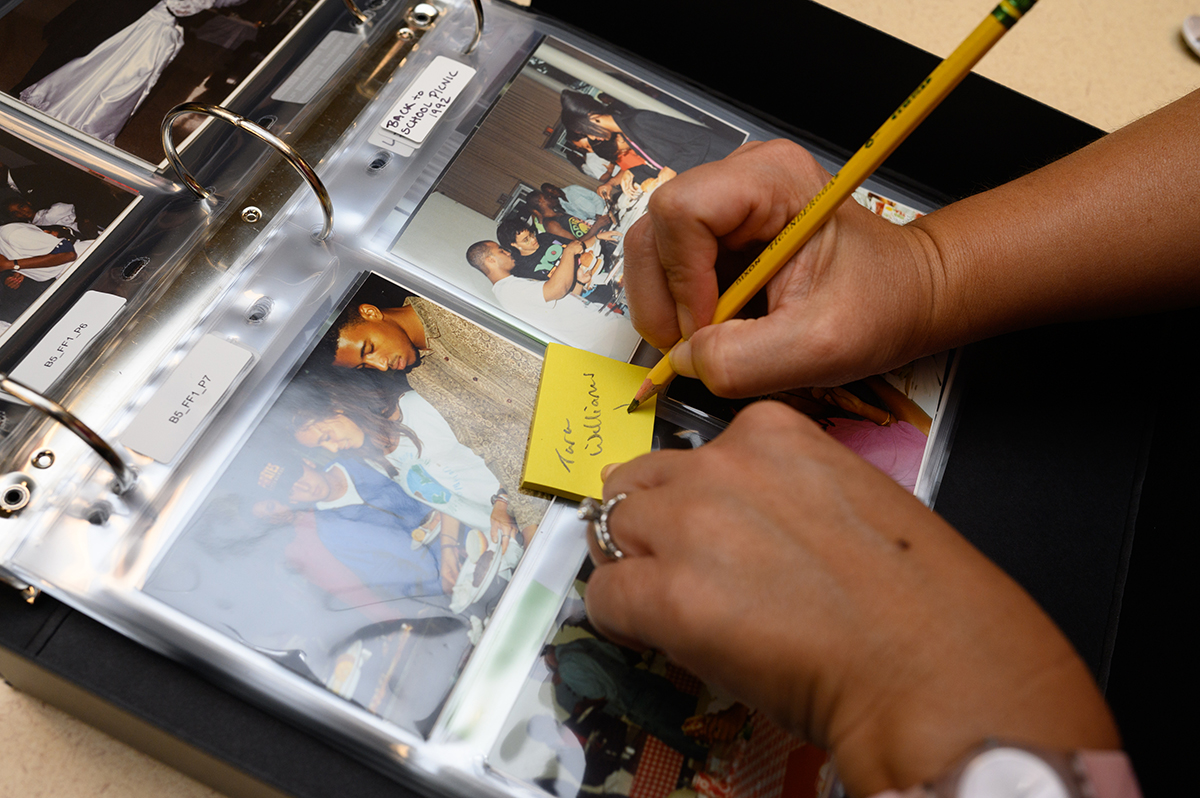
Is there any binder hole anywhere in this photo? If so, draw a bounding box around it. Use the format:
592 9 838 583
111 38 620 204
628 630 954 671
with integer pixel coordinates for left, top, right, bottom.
246 296 274 324
31 450 55 469
241 206 263 223
409 4 437 27
2 484 30 513
121 256 150 280
366 150 393 174
87 502 111 526
257 115 277 130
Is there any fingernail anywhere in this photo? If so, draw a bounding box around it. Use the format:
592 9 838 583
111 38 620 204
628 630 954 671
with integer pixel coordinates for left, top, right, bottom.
668 340 696 378
600 463 621 481
676 303 697 339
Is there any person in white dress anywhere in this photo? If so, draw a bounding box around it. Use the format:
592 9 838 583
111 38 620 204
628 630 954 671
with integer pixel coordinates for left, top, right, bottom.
19 0 246 145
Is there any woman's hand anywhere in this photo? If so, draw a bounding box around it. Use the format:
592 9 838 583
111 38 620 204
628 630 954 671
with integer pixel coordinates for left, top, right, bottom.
623 139 941 395
585 401 1118 796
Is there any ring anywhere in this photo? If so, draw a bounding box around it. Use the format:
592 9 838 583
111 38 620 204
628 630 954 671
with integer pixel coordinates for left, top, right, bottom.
578 493 627 561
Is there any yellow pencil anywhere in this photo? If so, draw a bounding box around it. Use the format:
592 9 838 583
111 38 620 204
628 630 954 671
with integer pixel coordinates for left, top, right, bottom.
630 0 1038 412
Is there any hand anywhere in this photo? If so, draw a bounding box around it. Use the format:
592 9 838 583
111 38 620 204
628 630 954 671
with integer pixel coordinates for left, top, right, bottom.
489 500 518 554
623 139 941 395
585 401 1118 797
5 273 23 289
597 230 622 242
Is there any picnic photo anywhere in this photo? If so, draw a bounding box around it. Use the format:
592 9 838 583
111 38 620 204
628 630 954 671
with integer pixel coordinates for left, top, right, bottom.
390 37 747 361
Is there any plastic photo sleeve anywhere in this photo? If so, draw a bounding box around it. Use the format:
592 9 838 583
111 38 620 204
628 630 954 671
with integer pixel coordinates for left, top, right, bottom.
142 271 552 736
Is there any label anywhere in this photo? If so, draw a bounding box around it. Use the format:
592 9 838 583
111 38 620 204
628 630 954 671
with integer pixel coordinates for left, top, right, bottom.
378 56 475 144
7 291 126 393
121 335 254 463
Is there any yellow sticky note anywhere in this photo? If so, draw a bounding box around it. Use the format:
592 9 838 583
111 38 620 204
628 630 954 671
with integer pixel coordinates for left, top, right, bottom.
522 343 657 501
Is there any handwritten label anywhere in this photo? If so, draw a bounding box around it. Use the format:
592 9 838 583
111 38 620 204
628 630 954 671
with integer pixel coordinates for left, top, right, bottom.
522 344 656 502
379 56 476 145
6 291 125 394
121 335 254 463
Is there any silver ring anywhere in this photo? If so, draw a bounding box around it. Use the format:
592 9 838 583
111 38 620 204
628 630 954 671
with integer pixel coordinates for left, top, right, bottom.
578 493 627 561
343 0 368 23
464 0 483 54
0 374 137 495
160 102 334 241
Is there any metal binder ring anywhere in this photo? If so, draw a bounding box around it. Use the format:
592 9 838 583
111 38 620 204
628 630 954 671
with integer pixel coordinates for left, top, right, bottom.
160 103 335 241
0 374 137 495
466 0 483 54
343 0 368 23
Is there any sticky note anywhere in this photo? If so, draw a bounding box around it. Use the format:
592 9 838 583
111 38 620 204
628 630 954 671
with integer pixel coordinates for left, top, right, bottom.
522 344 656 501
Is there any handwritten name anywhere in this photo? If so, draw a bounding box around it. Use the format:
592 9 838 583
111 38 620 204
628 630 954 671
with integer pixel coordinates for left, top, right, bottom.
555 372 605 471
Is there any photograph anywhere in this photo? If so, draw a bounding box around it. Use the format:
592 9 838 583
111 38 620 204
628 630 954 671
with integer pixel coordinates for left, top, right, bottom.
143 272 551 736
0 0 320 163
0 128 137 330
389 37 748 361
490 560 834 798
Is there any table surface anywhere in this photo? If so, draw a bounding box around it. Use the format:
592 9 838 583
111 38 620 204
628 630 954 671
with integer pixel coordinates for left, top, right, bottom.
3 1 1198 796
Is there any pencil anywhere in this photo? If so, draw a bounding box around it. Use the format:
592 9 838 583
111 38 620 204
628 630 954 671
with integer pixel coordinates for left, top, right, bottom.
629 0 1038 412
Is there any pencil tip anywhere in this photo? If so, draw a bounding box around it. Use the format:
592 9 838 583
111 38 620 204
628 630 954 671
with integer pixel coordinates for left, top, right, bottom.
626 399 639 414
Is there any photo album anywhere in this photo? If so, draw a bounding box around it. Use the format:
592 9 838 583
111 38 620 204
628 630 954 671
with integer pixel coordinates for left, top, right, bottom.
0 2 953 797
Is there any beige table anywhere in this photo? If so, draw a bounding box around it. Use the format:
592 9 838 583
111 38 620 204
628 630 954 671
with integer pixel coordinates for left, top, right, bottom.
2 1 1197 795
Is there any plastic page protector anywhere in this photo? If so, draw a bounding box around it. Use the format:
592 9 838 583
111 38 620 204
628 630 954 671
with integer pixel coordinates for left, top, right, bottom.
522 343 656 501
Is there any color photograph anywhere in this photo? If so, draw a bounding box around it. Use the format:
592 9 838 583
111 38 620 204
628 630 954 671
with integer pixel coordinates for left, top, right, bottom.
490 561 834 798
0 0 319 163
390 37 747 361
144 272 550 736
0 129 137 329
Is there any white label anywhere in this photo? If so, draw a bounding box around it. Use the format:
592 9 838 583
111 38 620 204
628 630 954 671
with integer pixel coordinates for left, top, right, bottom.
271 31 360 105
8 291 126 393
121 335 254 463
378 56 475 144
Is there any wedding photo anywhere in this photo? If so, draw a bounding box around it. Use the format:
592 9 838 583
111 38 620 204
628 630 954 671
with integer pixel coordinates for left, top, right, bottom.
0 0 319 162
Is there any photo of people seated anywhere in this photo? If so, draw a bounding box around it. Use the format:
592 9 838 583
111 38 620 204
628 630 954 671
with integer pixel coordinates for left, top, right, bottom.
390 38 746 361
144 273 550 736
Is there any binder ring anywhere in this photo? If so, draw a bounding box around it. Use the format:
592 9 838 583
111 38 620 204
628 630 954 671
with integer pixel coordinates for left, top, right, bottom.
343 0 368 23
0 374 137 495
161 103 334 241
466 0 483 54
